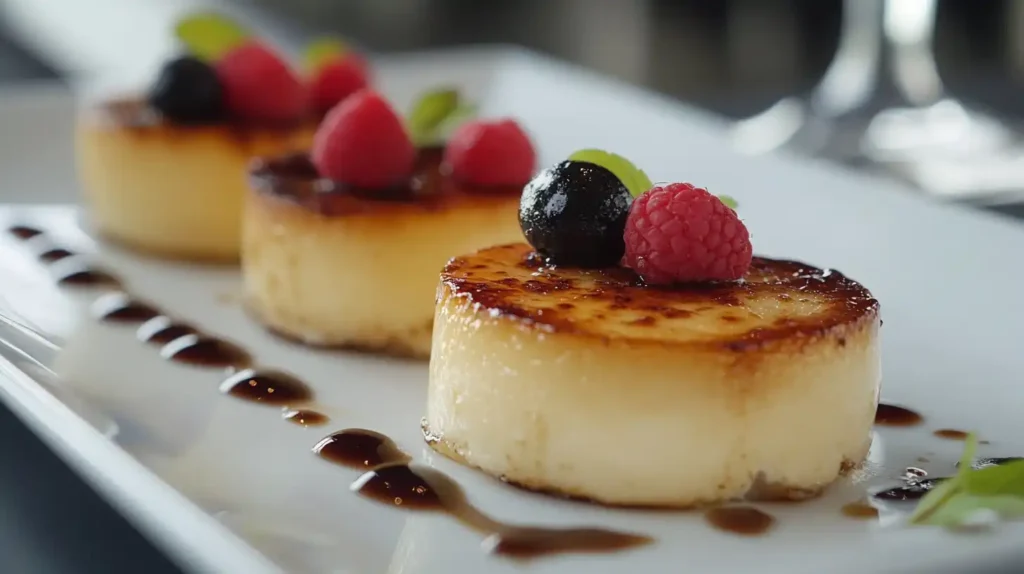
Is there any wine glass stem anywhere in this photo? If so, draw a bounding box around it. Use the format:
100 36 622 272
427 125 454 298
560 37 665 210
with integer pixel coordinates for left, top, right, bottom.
812 0 941 117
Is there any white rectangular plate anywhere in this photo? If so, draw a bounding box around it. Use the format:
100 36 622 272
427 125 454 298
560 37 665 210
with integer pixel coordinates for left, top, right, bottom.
1 47 1023 574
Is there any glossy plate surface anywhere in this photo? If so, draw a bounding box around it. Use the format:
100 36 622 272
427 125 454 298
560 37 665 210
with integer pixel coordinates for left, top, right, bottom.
0 47 1023 574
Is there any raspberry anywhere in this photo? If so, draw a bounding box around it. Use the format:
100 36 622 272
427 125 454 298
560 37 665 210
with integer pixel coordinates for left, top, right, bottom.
309 54 371 113
623 183 752 284
216 41 307 123
443 119 536 187
311 88 416 188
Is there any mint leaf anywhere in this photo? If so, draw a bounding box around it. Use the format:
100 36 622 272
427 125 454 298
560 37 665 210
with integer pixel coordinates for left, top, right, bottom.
407 88 465 146
965 460 1024 497
922 494 1024 527
174 12 250 62
910 434 1024 527
718 195 739 210
909 474 964 525
303 37 348 72
567 149 653 198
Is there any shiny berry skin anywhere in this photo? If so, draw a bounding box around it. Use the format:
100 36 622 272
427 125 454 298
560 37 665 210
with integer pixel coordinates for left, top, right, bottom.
147 56 224 124
309 55 371 113
519 160 633 268
312 88 416 188
623 183 752 284
216 41 307 123
444 119 536 187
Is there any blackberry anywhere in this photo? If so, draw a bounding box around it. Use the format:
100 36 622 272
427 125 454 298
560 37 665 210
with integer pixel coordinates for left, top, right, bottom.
148 56 225 124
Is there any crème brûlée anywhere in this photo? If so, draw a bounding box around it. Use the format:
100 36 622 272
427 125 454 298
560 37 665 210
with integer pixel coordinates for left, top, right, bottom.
425 243 881 507
76 98 316 262
242 148 525 358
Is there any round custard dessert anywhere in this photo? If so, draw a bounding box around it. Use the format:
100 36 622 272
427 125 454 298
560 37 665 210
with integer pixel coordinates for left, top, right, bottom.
77 99 316 261
426 243 881 507
242 148 526 358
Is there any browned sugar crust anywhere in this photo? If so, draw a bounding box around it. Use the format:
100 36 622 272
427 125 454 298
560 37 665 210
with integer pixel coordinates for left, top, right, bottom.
440 243 880 353
247 148 524 218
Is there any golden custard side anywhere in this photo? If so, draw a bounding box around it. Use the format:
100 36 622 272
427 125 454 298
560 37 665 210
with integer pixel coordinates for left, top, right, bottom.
76 98 317 262
426 243 881 507
241 151 525 358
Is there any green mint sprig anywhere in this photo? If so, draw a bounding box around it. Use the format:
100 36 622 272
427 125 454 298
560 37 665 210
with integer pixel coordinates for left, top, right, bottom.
303 37 348 72
910 433 1024 527
566 149 740 208
568 149 653 198
174 12 250 62
406 87 477 147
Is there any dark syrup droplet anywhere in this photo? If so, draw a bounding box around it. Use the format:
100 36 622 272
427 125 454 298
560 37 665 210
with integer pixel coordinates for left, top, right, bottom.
351 463 651 559
841 501 879 519
933 429 969 440
957 457 1023 470
136 316 199 345
704 506 775 536
219 369 312 405
874 403 923 426
873 478 946 501
38 247 75 263
8 225 43 239
283 409 329 427
92 292 161 323
53 262 121 288
159 334 251 369
313 429 410 469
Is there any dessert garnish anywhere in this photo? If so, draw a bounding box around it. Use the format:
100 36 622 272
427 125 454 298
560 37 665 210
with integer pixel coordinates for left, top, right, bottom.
519 158 634 268
149 12 308 124
310 86 533 191
305 38 371 114
519 149 752 282
443 119 536 187
215 41 307 123
148 56 225 124
910 434 1024 527
312 88 417 188
567 149 653 198
406 87 478 146
623 183 752 284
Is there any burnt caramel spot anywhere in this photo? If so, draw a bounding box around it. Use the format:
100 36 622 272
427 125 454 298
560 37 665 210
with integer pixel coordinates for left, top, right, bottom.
441 243 879 350
249 149 522 217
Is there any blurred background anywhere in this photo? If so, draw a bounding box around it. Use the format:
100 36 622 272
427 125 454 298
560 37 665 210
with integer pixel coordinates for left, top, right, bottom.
5 0 1024 215
0 0 1022 572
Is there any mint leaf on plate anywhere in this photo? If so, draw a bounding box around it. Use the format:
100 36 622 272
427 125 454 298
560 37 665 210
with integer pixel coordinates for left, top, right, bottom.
407 88 473 146
910 434 1024 527
174 12 250 62
567 149 653 198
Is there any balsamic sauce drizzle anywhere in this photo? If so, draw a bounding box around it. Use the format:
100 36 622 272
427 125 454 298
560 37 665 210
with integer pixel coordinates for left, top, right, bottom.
351 462 652 559
13 223 1022 558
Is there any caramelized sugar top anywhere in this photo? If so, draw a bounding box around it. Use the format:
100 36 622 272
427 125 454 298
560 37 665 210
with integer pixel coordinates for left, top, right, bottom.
248 148 523 217
442 243 879 350
92 97 315 133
